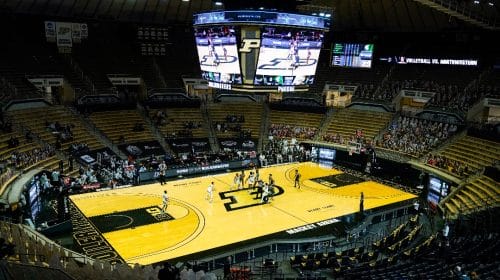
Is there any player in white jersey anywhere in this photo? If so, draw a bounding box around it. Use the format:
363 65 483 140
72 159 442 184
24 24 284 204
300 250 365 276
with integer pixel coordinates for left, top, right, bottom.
246 172 255 189
288 41 295 60
261 183 272 203
206 182 215 203
161 190 169 213
231 173 240 190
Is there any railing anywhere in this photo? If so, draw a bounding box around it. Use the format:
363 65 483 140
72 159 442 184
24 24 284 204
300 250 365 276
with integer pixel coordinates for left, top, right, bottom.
3 262 76 280
71 109 127 160
422 105 466 120
443 192 500 220
0 76 17 98
0 220 162 279
25 74 64 79
258 102 270 153
418 0 499 28
151 56 168 88
66 56 95 95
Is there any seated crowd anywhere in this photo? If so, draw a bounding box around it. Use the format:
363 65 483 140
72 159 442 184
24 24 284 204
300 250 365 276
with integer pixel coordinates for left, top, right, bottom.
47 148 259 195
323 129 371 147
215 121 242 133
0 167 15 187
452 84 500 112
260 138 310 166
269 124 318 140
355 79 478 112
152 109 168 126
8 146 55 169
380 116 457 156
225 114 245 123
45 120 74 144
0 120 13 133
214 114 247 134
6 136 20 148
183 121 202 129
165 129 193 139
425 153 470 177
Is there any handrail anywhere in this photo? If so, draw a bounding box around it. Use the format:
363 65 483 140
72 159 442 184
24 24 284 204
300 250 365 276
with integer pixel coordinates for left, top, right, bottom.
5 261 77 280
17 223 95 265
416 0 500 29
25 74 65 79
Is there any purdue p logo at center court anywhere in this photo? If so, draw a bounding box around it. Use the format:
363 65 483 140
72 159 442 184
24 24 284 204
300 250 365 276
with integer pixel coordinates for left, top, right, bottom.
239 39 261 53
219 185 284 211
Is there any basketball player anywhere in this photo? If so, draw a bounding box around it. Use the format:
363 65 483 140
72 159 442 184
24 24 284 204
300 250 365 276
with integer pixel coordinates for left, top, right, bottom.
261 183 271 203
254 169 260 188
207 37 214 57
294 169 301 189
246 171 255 189
287 40 295 60
306 47 311 64
237 173 243 189
231 173 240 190
161 190 169 213
158 161 167 185
213 51 220 66
268 173 275 187
255 180 264 200
223 47 227 61
240 170 245 189
206 182 215 203
293 44 300 69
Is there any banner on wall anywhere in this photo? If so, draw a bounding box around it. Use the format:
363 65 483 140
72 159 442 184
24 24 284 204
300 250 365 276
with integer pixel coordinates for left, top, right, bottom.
80 23 88 38
56 22 73 47
45 21 56 42
72 23 81 43
45 21 88 50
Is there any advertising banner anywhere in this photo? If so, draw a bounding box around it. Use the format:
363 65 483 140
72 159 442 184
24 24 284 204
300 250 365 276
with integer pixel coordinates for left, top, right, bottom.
80 23 88 38
72 23 81 43
56 22 73 47
45 21 56 42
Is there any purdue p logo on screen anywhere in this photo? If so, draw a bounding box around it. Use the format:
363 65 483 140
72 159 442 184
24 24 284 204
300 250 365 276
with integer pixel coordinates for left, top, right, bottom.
239 39 260 53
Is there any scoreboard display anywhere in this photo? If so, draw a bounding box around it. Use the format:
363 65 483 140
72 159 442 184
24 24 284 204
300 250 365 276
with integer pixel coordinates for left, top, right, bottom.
331 43 374 68
193 10 330 92
195 26 242 84
427 175 451 210
254 27 323 86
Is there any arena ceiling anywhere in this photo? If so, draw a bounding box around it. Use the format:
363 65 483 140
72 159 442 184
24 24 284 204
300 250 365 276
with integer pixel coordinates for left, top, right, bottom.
0 0 498 31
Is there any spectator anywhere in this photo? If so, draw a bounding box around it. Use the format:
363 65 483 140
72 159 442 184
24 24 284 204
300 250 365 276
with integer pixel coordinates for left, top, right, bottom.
379 116 456 156
269 123 317 140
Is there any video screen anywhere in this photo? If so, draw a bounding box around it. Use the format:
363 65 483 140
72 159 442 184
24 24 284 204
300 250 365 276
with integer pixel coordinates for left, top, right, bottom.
319 148 336 161
254 27 323 86
195 26 242 84
201 71 241 84
331 43 374 68
318 159 334 168
428 176 451 197
428 176 442 194
427 192 440 209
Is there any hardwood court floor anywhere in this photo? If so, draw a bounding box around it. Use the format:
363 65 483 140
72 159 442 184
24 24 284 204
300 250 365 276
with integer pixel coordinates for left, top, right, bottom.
69 162 417 265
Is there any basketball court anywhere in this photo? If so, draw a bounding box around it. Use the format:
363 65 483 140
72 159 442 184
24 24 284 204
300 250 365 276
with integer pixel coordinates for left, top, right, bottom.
69 162 417 265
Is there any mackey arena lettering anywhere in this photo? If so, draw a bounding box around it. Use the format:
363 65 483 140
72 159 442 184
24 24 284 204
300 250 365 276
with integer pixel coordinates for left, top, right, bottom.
70 202 124 264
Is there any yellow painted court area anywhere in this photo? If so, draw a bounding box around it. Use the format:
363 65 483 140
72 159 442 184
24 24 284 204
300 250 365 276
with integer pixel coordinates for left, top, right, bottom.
69 162 417 265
